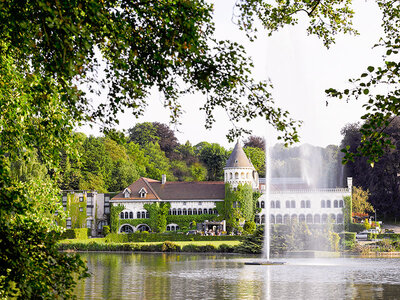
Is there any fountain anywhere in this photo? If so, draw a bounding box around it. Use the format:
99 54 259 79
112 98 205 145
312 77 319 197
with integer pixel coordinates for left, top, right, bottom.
245 132 286 266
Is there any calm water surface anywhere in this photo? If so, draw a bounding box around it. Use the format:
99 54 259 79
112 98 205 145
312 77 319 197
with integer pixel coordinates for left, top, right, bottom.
75 252 400 299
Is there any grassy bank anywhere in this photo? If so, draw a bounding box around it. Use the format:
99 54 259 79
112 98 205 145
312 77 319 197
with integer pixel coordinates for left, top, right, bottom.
59 238 241 253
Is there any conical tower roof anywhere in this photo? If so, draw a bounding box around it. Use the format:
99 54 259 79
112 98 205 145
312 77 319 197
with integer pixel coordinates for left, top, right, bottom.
225 141 254 168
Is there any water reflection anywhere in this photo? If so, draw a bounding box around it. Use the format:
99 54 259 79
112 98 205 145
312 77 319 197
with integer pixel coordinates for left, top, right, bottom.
76 253 400 299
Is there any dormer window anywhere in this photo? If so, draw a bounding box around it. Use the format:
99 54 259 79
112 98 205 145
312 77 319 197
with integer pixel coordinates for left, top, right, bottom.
138 187 147 198
123 188 131 198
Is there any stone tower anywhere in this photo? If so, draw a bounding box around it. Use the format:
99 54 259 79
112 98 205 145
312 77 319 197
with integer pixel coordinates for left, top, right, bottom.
224 141 259 189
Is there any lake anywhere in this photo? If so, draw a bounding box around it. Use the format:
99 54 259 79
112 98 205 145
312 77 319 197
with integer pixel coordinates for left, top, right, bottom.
75 252 400 299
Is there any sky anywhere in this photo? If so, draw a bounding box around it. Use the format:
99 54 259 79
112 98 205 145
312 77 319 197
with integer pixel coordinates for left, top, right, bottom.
80 1 384 150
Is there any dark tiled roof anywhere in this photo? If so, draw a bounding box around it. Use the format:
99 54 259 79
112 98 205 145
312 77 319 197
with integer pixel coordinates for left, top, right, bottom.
111 178 225 201
225 141 253 168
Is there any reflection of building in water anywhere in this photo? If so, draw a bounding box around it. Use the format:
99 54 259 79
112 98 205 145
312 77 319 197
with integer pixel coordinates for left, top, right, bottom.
256 177 352 225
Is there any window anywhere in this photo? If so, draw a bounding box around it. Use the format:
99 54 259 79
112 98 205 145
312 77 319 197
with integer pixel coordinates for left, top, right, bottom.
124 212 128 219
79 207 83 212
198 209 202 215
121 212 124 219
193 208 198 215
241 172 245 179
306 214 313 224
183 202 186 205
322 214 328 224
337 214 344 223
286 201 290 208
235 172 239 179
87 206 92 216
141 211 146 218
261 201 265 209
306 200 311 208
284 214 290 224
334 200 338 208
120 225 134 233
178 208 182 215
213 209 218 215
270 201 275 209
327 200 331 208
270 215 275 224
188 208 192 215
301 200 305 208
321 200 326 208
261 215 265 224
87 196 92 206
146 212 149 218
62 196 67 206
291 214 297 223
183 208 187 215
276 214 282 224
299 214 305 223
172 208 177 215
291 200 296 208
276 201 281 209
330 214 336 223
209 209 213 214
255 215 260 224
105 206 110 214
129 212 133 219
79 197 84 202
339 200 344 208
137 212 141 218
233 201 237 208
86 219 92 228
256 202 260 208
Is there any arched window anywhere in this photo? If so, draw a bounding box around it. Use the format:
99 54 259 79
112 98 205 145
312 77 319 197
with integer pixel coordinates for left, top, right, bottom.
276 214 283 224
255 215 260 224
321 200 326 208
172 208 177 215
137 212 141 218
246 173 249 179
137 224 151 232
306 214 313 224
241 172 245 179
120 212 124 219
322 214 328 224
256 201 260 208
299 214 305 223
276 201 281 209
270 214 276 224
213 209 218 215
125 212 128 219
235 172 239 179
188 208 192 215
146 212 149 219
301 200 305 208
168 210 171 215
261 215 265 224
291 200 296 208
183 208 187 215
129 212 133 219
166 225 170 231
177 208 182 215
271 201 275 209
334 200 338 208
209 208 213 214
230 173 233 179
261 201 265 208
141 211 146 219
337 214 344 223
339 200 344 208
120 224 134 233
193 208 197 215
314 214 321 224
286 201 290 208
327 200 331 208
330 214 336 223
284 214 290 224
306 200 311 208
198 208 202 215
291 214 297 223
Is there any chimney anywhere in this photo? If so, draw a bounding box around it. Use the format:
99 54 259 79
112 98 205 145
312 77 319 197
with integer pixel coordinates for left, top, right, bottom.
347 177 353 191
162 174 166 185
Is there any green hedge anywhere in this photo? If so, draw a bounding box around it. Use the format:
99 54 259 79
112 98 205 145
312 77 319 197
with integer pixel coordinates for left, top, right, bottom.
58 241 236 253
349 223 365 233
339 232 356 242
376 233 400 240
105 232 242 243
61 228 90 240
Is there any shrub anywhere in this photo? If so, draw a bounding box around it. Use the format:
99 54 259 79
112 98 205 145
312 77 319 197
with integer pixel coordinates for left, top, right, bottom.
161 241 181 252
329 232 340 252
364 219 371 230
218 244 236 253
349 223 365 233
61 228 89 240
103 226 110 236
243 220 256 234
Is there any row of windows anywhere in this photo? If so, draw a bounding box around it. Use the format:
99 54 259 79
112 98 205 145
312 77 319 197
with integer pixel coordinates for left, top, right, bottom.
257 199 344 209
255 213 344 224
120 224 150 233
120 211 149 219
166 224 180 231
66 219 93 229
168 208 218 216
225 171 253 180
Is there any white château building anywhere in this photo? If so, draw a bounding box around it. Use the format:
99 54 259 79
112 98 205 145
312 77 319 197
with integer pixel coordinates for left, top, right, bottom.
110 141 351 233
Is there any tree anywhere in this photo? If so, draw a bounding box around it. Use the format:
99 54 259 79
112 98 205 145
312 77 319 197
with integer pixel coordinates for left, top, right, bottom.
198 143 228 181
153 122 180 158
243 146 266 177
128 123 159 147
352 187 375 215
244 136 265 150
